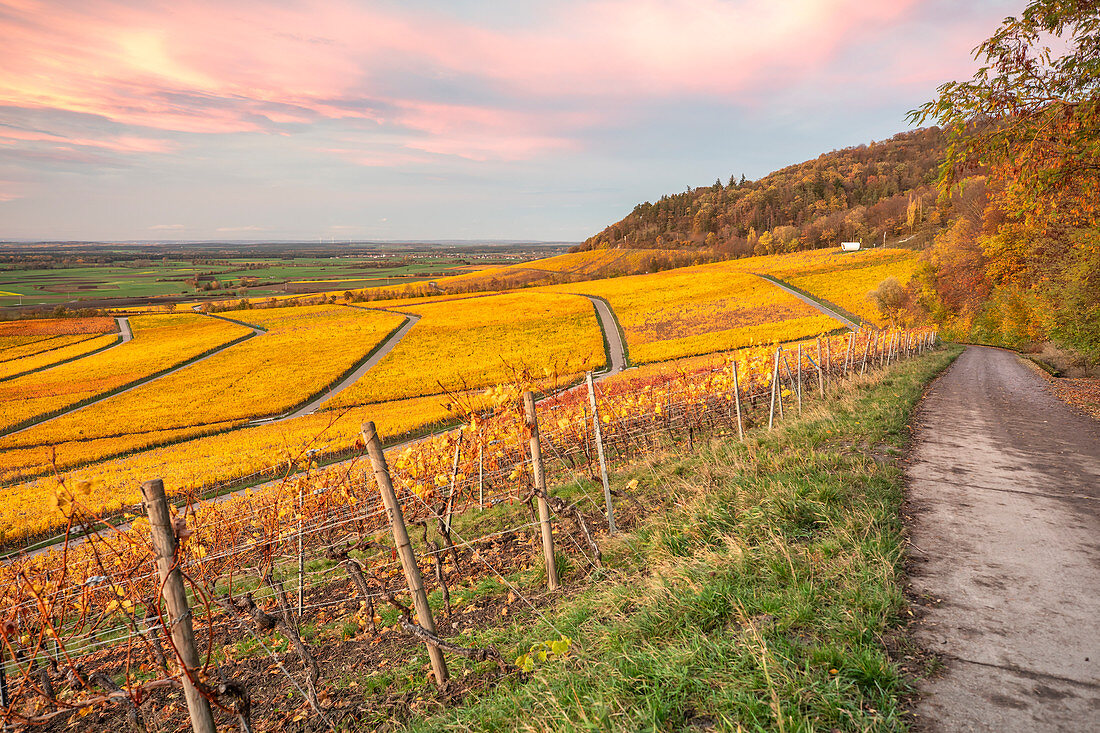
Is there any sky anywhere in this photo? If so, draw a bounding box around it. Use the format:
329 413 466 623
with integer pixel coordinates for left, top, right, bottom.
0 0 1021 242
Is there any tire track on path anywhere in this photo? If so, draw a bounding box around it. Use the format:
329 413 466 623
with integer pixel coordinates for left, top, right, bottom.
907 346 1100 731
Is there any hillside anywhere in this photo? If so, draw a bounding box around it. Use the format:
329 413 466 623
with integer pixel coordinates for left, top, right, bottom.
579 127 947 256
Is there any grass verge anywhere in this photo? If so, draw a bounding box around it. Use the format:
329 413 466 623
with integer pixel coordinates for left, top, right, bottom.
399 345 962 732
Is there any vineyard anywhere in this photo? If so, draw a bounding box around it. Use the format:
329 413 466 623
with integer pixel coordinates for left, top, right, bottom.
0 249 919 546
543 265 840 364
0 326 937 731
747 248 921 327
0 306 406 481
0 315 251 437
325 293 605 407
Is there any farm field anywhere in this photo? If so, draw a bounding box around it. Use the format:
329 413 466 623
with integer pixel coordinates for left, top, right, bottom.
0 305 406 478
0 333 119 380
743 247 921 326
0 391 477 541
541 263 840 364
0 314 250 434
324 292 605 407
0 255 490 307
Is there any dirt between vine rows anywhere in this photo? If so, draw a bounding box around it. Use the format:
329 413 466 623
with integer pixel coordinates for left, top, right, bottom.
903 346 1100 732
32 498 639 732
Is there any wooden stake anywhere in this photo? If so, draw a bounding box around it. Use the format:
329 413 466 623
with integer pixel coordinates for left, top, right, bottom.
478 445 484 511
859 332 871 375
586 373 615 534
768 347 780 430
843 333 853 376
297 478 304 615
360 423 448 686
731 360 744 441
796 344 803 415
523 393 561 590
825 336 832 389
141 479 217 733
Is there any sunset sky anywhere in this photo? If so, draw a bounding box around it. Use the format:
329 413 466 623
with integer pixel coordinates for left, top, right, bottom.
1 0 1019 242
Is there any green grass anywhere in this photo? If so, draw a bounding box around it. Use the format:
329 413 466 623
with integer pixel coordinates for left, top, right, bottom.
392 345 962 732
0 257 481 306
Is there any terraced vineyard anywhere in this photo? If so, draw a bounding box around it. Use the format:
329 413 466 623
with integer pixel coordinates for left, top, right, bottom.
326 292 605 406
543 263 839 363
0 314 251 434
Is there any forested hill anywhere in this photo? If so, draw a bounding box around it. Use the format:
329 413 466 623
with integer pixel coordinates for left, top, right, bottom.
577 127 947 257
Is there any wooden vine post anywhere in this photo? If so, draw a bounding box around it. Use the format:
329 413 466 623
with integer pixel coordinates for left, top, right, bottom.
795 343 803 415
768 347 781 430
731 360 744 441
360 422 448 686
141 478 217 733
586 373 616 534
523 392 561 590
825 336 832 389
478 444 484 511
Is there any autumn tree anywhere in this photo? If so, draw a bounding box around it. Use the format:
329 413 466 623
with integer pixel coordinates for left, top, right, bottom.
908 0 1100 359
909 0 1100 229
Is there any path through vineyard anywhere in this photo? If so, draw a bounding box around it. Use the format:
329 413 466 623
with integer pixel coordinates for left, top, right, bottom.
277 312 419 420
20 297 628 558
1 315 250 438
906 346 1100 731
756 274 861 331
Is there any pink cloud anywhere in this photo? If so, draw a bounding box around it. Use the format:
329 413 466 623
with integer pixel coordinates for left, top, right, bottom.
0 126 177 154
0 0 996 163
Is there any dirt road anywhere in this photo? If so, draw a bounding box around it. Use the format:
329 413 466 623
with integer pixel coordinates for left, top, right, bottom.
906 346 1100 731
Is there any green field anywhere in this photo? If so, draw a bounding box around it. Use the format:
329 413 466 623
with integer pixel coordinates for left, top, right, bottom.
0 256 493 306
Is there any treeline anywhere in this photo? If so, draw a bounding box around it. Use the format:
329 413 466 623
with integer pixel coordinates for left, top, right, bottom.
890 0 1100 366
577 127 948 256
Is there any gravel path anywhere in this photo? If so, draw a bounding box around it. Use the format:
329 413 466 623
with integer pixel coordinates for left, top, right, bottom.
906 346 1100 731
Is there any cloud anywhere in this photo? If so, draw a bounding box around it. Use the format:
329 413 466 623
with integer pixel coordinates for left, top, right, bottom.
148 223 185 230
0 0 975 164
0 124 177 154
215 225 265 232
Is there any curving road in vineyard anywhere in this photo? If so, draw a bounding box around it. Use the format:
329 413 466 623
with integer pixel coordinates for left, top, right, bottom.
587 295 627 380
0 315 256 439
907 346 1100 731
755 274 861 332
265 310 420 422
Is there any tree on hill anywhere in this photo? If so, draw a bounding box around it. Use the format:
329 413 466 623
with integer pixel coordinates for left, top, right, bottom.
574 128 948 256
907 0 1100 361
